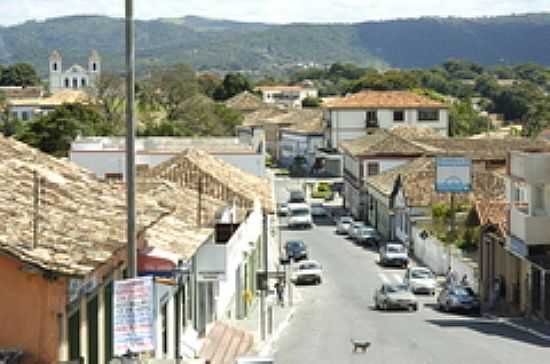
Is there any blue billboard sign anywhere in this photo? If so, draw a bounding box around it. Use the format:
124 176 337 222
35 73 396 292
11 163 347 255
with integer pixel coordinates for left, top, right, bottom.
435 157 472 193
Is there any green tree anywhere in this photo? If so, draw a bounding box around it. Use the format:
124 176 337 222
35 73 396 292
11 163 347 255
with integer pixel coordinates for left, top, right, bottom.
95 73 125 133
474 74 501 99
213 73 252 101
198 73 222 98
524 99 550 137
449 100 492 137
0 63 40 86
492 82 542 121
442 59 483 79
16 104 110 157
302 96 321 108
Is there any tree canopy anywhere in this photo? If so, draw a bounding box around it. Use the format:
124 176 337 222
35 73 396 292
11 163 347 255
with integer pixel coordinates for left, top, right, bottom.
0 63 40 86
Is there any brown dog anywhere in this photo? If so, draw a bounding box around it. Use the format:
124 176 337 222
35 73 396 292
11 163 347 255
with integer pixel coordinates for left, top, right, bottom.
351 339 371 353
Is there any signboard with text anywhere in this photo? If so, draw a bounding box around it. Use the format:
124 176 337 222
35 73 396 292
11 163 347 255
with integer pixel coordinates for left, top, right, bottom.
113 276 156 356
435 157 472 193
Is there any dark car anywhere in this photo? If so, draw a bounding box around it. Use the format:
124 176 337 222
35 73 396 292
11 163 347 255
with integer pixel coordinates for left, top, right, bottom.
285 240 308 261
437 285 480 313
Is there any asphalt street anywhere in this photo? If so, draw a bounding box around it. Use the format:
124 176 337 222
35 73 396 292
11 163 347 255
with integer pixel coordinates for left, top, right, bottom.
272 178 549 364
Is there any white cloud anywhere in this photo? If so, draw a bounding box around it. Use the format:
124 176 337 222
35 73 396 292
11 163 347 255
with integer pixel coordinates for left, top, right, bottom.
0 0 548 26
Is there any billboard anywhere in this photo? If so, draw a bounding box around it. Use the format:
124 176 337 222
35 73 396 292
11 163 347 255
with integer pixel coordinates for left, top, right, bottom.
435 157 472 193
113 276 156 356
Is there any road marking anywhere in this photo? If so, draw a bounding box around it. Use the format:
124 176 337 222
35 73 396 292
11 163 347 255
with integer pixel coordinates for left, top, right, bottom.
378 273 390 284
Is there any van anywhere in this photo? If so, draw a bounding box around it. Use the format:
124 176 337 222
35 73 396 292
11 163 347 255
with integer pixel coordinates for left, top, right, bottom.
288 203 313 229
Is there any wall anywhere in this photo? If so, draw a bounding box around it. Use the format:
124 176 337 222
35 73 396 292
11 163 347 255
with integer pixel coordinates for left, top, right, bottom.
0 254 68 364
9 106 36 121
70 151 265 179
411 224 478 291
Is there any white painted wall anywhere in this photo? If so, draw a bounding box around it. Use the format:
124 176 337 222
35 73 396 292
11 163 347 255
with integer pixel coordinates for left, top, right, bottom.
362 159 411 179
70 150 265 179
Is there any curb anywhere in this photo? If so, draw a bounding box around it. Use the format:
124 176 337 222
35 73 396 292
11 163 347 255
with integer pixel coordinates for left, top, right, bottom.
483 314 550 341
258 305 296 357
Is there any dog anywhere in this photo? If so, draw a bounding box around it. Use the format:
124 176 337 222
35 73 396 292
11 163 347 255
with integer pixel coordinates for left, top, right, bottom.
351 339 371 353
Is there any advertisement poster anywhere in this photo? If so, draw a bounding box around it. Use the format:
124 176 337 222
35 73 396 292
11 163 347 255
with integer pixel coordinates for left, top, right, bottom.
113 276 155 356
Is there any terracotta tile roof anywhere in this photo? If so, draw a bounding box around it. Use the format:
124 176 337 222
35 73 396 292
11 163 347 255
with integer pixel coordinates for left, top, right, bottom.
323 91 448 109
475 200 508 235
255 85 311 92
366 157 506 207
0 86 44 99
340 129 427 156
242 107 286 127
411 137 550 160
150 148 274 213
0 137 223 276
225 91 265 112
390 125 444 140
8 90 90 107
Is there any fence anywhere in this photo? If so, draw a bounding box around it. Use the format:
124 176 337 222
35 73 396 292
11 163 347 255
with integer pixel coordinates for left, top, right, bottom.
411 224 479 292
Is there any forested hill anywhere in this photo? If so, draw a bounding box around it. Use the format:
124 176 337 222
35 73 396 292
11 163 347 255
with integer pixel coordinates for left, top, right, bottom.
1 13 549 74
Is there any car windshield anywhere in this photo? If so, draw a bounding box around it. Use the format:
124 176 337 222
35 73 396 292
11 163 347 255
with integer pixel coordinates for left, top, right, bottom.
287 241 304 249
291 208 310 216
386 284 409 293
452 287 474 297
411 269 433 279
353 223 365 228
386 245 404 253
299 262 320 270
360 228 375 235
340 217 353 224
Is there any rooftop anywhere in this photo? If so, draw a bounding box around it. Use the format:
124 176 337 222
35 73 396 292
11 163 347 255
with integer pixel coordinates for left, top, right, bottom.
323 91 448 109
8 90 89 107
366 157 506 207
71 136 255 154
339 129 427 157
0 137 224 277
475 200 508 235
0 86 44 99
389 125 444 140
255 85 315 92
225 91 265 112
242 107 287 127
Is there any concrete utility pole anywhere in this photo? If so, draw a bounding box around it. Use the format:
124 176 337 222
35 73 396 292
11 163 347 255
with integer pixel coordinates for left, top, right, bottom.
125 0 137 278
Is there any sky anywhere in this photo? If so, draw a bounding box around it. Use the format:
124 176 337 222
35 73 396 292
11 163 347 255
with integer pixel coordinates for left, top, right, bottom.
0 0 549 26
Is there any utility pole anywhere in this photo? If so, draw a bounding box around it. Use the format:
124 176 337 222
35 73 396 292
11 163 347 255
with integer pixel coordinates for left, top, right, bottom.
125 0 137 279
260 212 269 340
447 193 456 271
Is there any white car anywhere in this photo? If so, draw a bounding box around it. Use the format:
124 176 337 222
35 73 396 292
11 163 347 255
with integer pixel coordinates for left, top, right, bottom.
310 202 327 217
348 221 366 240
292 260 323 285
336 216 353 234
404 267 437 295
379 243 409 267
287 203 313 229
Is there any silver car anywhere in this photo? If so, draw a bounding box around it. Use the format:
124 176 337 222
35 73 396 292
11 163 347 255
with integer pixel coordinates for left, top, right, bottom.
437 285 480 313
348 221 366 240
374 283 418 311
336 216 353 234
379 243 409 267
356 227 381 246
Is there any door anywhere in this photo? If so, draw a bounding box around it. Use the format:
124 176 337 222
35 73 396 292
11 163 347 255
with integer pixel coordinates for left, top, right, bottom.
87 296 99 364
531 267 541 313
68 310 80 360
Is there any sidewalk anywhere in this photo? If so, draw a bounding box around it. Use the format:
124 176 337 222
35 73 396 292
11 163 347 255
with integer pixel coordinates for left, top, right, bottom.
483 314 550 341
229 293 298 356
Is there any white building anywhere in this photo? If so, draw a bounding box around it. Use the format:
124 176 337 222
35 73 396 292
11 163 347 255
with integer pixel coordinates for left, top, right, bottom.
323 90 449 149
49 50 101 94
69 136 266 179
7 90 89 121
255 85 318 109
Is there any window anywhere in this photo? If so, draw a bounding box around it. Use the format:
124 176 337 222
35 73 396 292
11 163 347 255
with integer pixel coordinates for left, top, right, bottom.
393 110 405 122
367 162 380 176
418 109 439 122
81 78 87 87
105 173 123 181
53 62 58 71
93 63 97 71
65 78 70 88
366 110 378 127
161 303 168 354
21 111 29 121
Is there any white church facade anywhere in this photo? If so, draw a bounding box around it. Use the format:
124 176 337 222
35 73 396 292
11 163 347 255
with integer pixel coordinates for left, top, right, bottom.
48 50 101 94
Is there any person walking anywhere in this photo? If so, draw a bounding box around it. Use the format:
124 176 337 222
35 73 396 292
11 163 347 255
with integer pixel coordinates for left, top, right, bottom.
275 279 285 307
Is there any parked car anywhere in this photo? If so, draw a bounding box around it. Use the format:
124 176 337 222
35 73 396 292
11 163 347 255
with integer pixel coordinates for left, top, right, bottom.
404 267 437 295
356 227 381 246
292 260 323 285
348 222 366 240
287 203 313 229
285 240 308 261
336 216 354 234
277 202 289 216
310 202 327 217
379 243 409 267
289 190 306 203
437 285 480 313
374 283 418 311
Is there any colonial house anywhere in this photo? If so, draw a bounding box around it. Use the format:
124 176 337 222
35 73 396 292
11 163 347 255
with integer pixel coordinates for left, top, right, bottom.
49 50 101 94
255 85 318 109
339 129 427 219
364 157 506 242
322 90 450 150
69 136 266 179
7 90 89 121
0 138 271 363
278 112 325 171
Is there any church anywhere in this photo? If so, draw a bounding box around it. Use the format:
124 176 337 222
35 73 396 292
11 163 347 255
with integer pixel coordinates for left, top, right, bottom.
48 50 101 94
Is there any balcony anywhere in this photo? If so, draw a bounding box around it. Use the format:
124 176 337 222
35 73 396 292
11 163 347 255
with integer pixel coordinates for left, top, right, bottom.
510 207 550 245
510 152 550 184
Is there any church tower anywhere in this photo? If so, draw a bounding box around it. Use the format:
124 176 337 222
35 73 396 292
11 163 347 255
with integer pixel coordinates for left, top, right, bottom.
49 50 62 93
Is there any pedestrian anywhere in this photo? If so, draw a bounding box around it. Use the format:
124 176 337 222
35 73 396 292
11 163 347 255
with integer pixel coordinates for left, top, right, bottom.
275 279 285 307
446 267 457 287
461 274 470 287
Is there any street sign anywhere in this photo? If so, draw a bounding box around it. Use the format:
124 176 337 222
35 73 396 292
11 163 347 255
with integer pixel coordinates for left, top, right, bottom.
435 157 472 193
113 276 156 356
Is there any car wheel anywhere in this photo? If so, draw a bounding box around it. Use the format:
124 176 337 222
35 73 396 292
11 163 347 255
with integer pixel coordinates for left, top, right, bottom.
316 278 322 285
431 290 436 296
381 300 388 311
413 304 418 311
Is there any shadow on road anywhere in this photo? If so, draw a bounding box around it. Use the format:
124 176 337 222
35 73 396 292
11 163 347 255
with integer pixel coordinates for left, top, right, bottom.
426 319 550 347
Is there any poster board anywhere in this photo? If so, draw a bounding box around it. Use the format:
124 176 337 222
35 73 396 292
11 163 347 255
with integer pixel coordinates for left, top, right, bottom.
435 157 472 193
